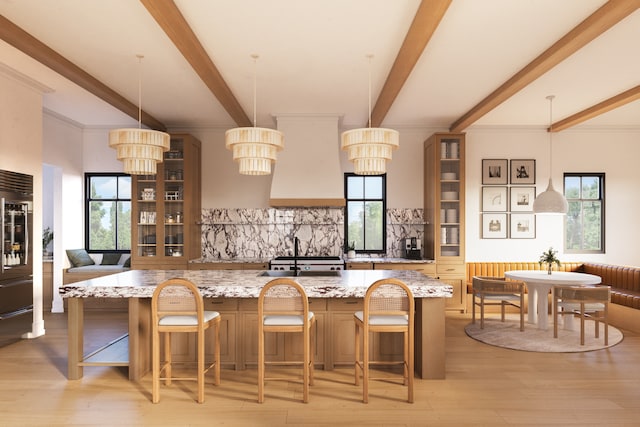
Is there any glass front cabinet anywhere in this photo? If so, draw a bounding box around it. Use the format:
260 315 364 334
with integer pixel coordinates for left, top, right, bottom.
424 133 466 312
132 133 201 269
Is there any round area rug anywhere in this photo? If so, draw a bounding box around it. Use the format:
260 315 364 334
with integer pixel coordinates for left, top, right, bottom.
465 315 623 352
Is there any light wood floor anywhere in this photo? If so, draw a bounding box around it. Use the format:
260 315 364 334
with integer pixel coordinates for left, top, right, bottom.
1 311 639 426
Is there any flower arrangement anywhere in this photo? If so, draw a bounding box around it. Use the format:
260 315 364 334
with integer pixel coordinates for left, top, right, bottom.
539 247 561 275
347 241 356 258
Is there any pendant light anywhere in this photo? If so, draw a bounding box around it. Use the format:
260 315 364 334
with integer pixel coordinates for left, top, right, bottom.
533 95 568 214
341 55 399 175
225 55 284 175
109 55 170 175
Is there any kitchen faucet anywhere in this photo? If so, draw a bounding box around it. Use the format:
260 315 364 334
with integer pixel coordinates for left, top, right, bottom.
293 237 300 276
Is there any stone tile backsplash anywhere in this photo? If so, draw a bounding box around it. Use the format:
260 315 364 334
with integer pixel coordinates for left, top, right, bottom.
200 207 424 260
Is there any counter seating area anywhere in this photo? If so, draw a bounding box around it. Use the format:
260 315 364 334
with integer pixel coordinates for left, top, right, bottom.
465 261 640 332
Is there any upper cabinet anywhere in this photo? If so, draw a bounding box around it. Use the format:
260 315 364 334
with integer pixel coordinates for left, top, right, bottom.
424 133 465 263
131 133 202 269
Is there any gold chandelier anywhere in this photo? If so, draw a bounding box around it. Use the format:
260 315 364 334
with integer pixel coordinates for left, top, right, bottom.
341 55 399 175
225 55 284 175
109 55 170 175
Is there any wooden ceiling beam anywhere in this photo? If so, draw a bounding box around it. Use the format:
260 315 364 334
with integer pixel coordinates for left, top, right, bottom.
370 0 451 128
551 85 640 132
0 14 166 131
140 0 252 127
449 0 640 133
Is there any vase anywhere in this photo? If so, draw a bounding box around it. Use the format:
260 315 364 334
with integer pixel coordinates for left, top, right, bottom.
347 250 356 259
547 264 552 275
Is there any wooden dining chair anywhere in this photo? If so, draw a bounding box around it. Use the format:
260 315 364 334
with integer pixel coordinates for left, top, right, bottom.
472 276 525 331
258 278 315 403
354 278 415 403
553 285 611 345
151 278 221 403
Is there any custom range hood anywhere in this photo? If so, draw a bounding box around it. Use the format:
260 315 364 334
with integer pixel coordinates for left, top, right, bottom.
269 115 345 207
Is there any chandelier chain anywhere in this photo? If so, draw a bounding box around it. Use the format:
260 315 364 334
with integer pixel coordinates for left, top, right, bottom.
136 54 144 129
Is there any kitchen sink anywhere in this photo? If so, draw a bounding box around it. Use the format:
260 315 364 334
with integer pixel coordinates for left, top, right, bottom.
258 270 342 277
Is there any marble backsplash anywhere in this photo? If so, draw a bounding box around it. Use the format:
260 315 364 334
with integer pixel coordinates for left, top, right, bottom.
200 207 425 260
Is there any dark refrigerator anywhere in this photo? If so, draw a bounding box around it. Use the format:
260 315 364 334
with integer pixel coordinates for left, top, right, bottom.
0 170 33 347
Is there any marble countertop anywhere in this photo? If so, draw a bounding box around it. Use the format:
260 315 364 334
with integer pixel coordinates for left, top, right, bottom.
190 257 434 264
345 257 434 264
59 269 452 299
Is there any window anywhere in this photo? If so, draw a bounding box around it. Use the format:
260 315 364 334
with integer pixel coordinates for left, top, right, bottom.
344 174 386 253
85 173 131 252
564 173 604 253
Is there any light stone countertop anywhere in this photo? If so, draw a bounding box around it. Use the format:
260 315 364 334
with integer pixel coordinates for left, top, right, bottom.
59 269 452 299
190 257 434 265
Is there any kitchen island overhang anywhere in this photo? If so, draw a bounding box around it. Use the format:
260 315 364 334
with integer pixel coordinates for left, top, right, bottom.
60 269 452 381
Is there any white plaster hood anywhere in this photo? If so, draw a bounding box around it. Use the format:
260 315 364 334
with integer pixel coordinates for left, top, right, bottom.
269 114 345 207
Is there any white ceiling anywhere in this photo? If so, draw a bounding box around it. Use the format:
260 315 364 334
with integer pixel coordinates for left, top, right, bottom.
1 0 639 131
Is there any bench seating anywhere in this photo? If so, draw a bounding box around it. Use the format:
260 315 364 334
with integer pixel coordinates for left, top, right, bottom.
465 261 640 332
63 252 130 311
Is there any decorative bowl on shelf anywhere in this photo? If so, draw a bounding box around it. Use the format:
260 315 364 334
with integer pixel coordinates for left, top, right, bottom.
441 191 458 200
441 172 457 180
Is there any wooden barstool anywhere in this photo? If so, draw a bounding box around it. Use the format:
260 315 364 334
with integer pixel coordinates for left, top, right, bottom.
354 278 414 403
258 278 315 403
151 278 221 403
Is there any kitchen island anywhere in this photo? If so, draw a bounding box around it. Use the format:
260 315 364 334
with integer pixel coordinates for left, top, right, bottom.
60 269 452 381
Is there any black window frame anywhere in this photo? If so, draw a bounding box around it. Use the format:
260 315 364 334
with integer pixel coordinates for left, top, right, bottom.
84 172 131 253
564 172 605 254
344 173 387 254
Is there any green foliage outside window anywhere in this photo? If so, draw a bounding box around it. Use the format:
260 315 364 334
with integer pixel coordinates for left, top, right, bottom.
564 174 604 253
345 174 386 253
86 174 131 251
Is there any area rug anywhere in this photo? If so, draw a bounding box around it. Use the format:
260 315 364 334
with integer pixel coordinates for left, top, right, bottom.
465 315 623 352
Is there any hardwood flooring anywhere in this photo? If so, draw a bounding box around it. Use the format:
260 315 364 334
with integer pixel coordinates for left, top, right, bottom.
0 311 639 426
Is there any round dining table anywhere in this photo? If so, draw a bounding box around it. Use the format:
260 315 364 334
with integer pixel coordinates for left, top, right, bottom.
504 270 601 330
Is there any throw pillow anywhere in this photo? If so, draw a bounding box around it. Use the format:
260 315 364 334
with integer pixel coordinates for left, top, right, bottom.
66 249 95 267
123 256 131 268
101 253 122 265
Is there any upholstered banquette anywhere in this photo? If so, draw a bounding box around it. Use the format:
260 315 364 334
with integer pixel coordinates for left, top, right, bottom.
466 262 640 310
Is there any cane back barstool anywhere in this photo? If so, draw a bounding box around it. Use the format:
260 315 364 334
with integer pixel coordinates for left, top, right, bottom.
151 278 221 403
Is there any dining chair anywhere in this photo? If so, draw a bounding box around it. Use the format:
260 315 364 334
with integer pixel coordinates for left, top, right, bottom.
472 276 525 331
258 277 315 403
151 278 221 403
553 284 611 345
354 278 414 403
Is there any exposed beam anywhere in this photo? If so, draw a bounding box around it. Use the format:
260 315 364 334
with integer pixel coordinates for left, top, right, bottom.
140 0 252 127
551 85 640 132
0 14 166 131
449 0 640 133
370 0 451 128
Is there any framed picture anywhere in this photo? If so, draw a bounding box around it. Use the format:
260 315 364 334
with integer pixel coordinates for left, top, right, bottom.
510 187 536 212
482 213 507 239
482 159 508 185
510 159 535 184
510 213 536 239
482 186 507 212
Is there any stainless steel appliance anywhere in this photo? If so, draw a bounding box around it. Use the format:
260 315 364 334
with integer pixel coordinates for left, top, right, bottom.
404 237 422 260
270 256 345 272
0 170 33 345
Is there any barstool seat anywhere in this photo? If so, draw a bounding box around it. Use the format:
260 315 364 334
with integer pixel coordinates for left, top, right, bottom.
354 278 414 403
258 278 315 403
152 278 221 404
